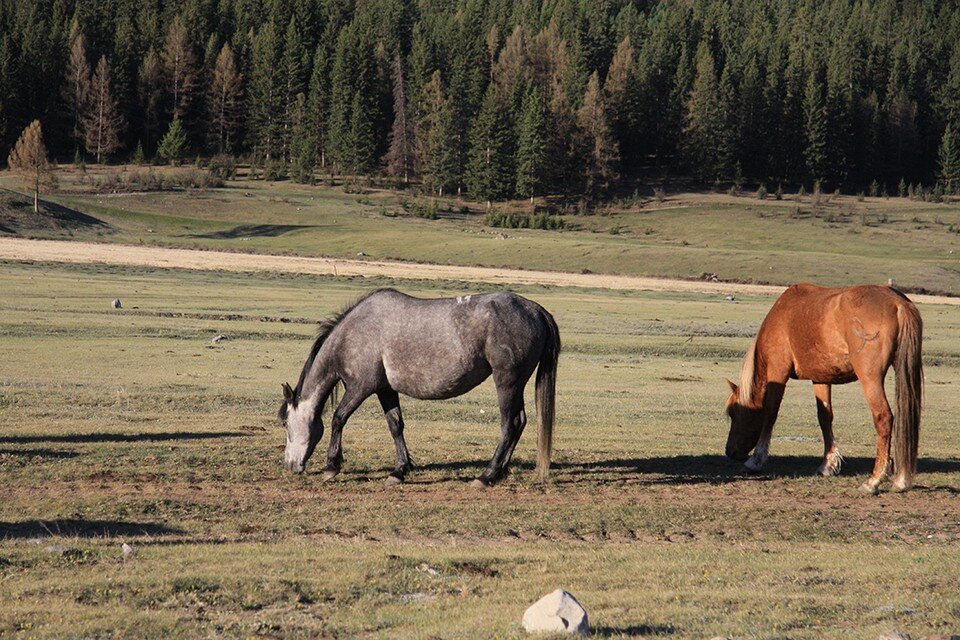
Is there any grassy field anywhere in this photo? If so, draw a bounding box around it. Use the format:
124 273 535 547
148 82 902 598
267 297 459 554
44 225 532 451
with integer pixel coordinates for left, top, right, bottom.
2 259 960 638
2 165 960 294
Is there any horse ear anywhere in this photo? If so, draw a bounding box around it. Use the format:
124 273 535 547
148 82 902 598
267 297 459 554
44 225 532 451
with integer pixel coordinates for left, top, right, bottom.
726 379 738 394
282 382 294 401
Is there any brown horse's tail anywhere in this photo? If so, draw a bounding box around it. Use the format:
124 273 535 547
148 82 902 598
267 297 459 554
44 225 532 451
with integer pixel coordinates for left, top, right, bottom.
893 300 923 489
535 308 560 481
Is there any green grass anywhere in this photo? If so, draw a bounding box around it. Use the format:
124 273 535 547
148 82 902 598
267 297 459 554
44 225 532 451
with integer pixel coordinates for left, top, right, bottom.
3 167 960 293
2 260 960 638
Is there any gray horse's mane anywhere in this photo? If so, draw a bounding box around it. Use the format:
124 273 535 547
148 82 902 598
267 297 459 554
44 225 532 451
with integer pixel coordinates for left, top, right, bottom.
290 288 397 402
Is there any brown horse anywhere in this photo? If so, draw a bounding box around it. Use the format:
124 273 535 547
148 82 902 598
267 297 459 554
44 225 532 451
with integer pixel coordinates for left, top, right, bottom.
725 283 922 494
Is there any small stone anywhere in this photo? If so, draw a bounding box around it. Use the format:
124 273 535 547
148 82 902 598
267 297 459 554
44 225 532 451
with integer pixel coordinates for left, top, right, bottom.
43 545 72 553
111 298 122 309
522 589 589 636
417 563 439 577
878 632 911 640
121 543 136 557
211 334 226 344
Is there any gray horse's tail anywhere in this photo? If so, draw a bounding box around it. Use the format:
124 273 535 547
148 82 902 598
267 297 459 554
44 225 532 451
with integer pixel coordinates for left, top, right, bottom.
535 309 560 481
893 300 923 489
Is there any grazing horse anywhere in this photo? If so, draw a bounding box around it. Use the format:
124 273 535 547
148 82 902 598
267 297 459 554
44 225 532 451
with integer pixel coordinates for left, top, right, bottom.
725 283 922 494
278 289 560 486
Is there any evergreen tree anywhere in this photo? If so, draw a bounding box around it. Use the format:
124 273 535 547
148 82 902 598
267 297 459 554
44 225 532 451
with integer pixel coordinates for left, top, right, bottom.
416 70 454 196
281 17 308 160
466 86 514 205
516 86 549 204
208 43 243 152
384 52 414 184
7 120 53 213
248 22 282 158
803 68 829 186
288 93 315 183
82 56 126 164
347 89 377 174
158 116 186 165
306 45 330 168
938 122 960 194
604 36 638 165
684 41 728 181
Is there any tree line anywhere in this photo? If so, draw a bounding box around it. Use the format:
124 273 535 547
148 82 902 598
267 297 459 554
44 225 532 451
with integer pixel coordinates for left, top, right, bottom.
3 0 960 202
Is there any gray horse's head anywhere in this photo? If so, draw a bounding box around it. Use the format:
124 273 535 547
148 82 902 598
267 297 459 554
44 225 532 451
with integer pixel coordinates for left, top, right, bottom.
279 382 323 473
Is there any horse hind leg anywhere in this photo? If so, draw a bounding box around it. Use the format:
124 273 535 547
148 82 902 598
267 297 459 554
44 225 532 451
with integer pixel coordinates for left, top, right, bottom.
377 389 414 484
814 383 843 476
857 375 893 495
473 374 527 487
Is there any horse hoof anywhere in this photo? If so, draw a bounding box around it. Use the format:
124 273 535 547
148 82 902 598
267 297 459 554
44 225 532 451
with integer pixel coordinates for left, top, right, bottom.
858 482 880 495
322 470 340 482
385 474 404 485
891 477 911 493
470 478 491 488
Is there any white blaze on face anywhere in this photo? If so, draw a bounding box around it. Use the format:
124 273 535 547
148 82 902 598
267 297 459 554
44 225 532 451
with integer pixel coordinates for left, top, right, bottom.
284 391 318 472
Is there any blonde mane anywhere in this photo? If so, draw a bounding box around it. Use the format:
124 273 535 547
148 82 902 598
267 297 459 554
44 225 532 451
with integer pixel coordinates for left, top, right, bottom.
737 337 758 406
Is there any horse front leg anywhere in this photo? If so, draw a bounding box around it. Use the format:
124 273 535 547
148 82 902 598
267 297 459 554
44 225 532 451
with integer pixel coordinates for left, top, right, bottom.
473 377 526 488
858 376 893 495
322 387 369 481
744 381 786 473
814 383 843 476
377 389 414 484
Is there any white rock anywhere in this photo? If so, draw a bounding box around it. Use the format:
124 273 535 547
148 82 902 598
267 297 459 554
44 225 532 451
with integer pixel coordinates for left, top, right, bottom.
878 633 911 640
522 589 589 636
121 543 136 557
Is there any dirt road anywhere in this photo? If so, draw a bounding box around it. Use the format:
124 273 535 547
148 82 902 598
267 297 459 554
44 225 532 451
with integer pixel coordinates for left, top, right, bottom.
2 237 957 305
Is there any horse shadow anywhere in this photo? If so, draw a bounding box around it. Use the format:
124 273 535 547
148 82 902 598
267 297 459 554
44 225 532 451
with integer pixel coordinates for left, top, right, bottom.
556 454 960 486
0 518 183 539
0 431 248 445
417 454 960 488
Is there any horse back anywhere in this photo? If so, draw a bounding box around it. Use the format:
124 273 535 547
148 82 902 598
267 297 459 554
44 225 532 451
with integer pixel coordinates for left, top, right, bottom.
759 284 909 382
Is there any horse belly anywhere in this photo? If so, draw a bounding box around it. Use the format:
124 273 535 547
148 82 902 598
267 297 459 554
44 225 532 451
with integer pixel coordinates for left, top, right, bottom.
793 350 856 384
384 355 491 400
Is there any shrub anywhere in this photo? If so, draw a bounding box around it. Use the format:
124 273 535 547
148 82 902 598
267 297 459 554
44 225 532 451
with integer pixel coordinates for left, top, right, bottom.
264 158 287 181
485 210 566 230
208 154 236 180
756 184 767 200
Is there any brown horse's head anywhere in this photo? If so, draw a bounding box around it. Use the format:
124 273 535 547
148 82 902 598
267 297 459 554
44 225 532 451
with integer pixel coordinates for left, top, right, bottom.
724 379 763 461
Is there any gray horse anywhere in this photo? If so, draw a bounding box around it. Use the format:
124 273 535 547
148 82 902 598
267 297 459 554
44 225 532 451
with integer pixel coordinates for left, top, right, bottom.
278 289 560 486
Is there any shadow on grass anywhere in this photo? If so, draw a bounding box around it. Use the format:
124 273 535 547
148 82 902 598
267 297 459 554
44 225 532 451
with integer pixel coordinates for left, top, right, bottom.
593 625 677 637
189 224 315 239
556 454 960 485
0 431 249 445
0 448 81 459
0 518 183 539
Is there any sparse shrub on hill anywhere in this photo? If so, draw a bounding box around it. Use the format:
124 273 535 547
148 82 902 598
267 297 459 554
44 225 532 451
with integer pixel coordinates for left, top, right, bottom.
485 210 565 230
